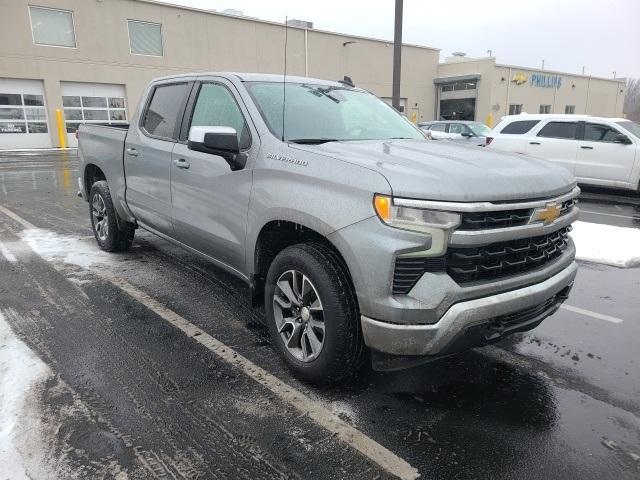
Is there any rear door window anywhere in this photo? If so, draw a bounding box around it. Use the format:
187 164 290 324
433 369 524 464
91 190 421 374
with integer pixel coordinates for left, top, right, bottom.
583 123 621 143
142 83 190 140
537 121 578 139
500 120 540 134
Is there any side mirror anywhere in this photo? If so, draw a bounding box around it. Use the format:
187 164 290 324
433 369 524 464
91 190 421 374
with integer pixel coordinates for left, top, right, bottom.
188 126 247 171
461 132 474 138
613 133 632 145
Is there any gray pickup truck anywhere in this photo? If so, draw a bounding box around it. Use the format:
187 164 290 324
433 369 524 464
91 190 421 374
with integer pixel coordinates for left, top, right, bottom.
77 72 579 383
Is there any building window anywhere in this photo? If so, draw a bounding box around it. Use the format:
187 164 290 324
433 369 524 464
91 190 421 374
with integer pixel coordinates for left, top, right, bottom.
128 20 163 56
509 104 523 115
62 95 127 133
29 6 76 48
565 105 575 114
539 104 551 114
440 81 476 93
0 93 47 134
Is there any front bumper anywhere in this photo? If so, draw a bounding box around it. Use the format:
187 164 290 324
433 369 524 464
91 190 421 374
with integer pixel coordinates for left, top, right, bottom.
361 261 577 356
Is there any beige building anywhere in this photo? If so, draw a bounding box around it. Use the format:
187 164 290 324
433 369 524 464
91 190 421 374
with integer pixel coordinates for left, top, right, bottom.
0 0 440 149
436 54 626 127
0 0 627 149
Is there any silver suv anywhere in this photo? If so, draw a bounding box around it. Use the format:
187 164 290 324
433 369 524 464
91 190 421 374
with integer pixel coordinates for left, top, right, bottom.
77 73 579 383
419 120 491 146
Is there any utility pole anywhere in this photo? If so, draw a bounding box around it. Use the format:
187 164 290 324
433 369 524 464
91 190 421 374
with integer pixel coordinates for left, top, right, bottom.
392 0 403 111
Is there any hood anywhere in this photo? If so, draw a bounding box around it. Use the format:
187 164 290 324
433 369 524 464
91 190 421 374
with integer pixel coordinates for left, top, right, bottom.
294 139 576 202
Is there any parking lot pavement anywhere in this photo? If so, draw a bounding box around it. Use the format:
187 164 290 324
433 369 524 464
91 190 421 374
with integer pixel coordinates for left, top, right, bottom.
1 152 639 479
578 187 640 229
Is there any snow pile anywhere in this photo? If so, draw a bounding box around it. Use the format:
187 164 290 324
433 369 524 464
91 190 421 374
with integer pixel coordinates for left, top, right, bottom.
20 229 116 268
0 310 51 479
570 220 640 268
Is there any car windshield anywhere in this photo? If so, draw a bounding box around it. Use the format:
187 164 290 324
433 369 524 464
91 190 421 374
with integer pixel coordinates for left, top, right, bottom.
245 82 425 143
616 121 640 139
468 122 491 136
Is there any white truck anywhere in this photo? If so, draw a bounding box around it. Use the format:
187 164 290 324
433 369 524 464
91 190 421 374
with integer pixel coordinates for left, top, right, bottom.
487 114 640 191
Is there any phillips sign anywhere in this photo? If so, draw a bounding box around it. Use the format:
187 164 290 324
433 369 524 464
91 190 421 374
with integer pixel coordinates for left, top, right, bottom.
530 73 563 89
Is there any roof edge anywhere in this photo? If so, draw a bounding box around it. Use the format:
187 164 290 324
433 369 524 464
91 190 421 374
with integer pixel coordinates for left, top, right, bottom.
132 0 440 52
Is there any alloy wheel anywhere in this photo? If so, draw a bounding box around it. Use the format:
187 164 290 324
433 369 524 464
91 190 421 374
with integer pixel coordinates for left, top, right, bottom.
272 269 325 362
91 193 108 242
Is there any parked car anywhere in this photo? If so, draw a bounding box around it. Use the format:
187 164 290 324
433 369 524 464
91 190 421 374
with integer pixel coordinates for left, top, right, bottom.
487 114 640 191
77 73 579 384
419 120 491 146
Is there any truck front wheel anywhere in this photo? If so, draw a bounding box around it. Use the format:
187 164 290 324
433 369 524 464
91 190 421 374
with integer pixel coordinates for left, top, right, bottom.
89 180 135 252
264 242 365 384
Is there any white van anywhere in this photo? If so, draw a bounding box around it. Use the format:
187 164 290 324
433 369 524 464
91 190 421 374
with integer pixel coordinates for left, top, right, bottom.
487 114 640 191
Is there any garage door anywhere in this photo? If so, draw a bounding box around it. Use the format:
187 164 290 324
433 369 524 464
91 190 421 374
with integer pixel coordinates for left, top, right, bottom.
0 78 51 150
61 82 128 147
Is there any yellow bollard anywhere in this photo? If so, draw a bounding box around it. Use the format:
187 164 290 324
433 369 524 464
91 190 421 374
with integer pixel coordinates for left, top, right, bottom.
485 112 494 129
55 108 67 149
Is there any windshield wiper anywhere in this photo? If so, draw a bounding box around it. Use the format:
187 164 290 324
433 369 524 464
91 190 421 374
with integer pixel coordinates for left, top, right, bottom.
301 85 341 103
288 138 340 145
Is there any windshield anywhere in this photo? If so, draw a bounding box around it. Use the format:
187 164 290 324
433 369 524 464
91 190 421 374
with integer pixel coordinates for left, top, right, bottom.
616 121 640 139
468 122 491 136
245 82 425 143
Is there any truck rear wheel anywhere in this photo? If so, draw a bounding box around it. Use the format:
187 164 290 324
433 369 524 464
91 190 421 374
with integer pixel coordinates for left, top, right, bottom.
264 242 365 384
89 180 135 252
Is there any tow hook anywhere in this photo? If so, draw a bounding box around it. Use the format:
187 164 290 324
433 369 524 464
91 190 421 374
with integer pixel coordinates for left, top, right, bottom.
484 321 505 341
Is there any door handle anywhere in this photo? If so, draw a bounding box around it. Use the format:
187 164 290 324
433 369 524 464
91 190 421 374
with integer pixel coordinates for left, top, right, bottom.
173 158 190 169
529 141 541 145
580 146 594 150
126 148 138 157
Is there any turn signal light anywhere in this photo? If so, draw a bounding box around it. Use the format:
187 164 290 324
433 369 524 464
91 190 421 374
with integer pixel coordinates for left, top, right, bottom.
374 194 391 222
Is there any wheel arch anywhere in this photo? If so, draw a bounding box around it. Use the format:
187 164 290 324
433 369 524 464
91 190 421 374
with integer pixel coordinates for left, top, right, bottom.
84 163 106 199
250 219 355 309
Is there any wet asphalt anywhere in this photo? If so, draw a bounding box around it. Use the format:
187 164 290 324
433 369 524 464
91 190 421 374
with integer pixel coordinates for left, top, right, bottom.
0 151 638 479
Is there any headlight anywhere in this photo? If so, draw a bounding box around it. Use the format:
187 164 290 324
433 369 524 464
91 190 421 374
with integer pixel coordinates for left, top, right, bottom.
374 194 461 232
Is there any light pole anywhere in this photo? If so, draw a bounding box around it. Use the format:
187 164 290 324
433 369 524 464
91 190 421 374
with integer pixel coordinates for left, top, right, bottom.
392 0 403 111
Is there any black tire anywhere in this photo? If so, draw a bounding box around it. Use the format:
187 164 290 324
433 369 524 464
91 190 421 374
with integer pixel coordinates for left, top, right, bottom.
89 180 135 252
264 242 365 384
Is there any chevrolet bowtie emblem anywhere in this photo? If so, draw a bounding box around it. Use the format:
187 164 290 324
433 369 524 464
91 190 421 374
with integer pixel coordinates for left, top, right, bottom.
532 203 561 225
512 73 528 85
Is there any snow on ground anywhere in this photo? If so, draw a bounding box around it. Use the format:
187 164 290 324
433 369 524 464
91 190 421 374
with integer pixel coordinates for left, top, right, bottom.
20 228 117 268
17 220 640 272
0 310 51 479
570 220 640 268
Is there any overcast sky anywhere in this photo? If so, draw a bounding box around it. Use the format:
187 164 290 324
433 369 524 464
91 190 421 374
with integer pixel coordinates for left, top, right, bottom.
164 0 639 80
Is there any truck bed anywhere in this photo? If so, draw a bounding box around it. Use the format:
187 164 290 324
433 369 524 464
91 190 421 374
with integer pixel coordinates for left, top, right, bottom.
77 123 129 220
